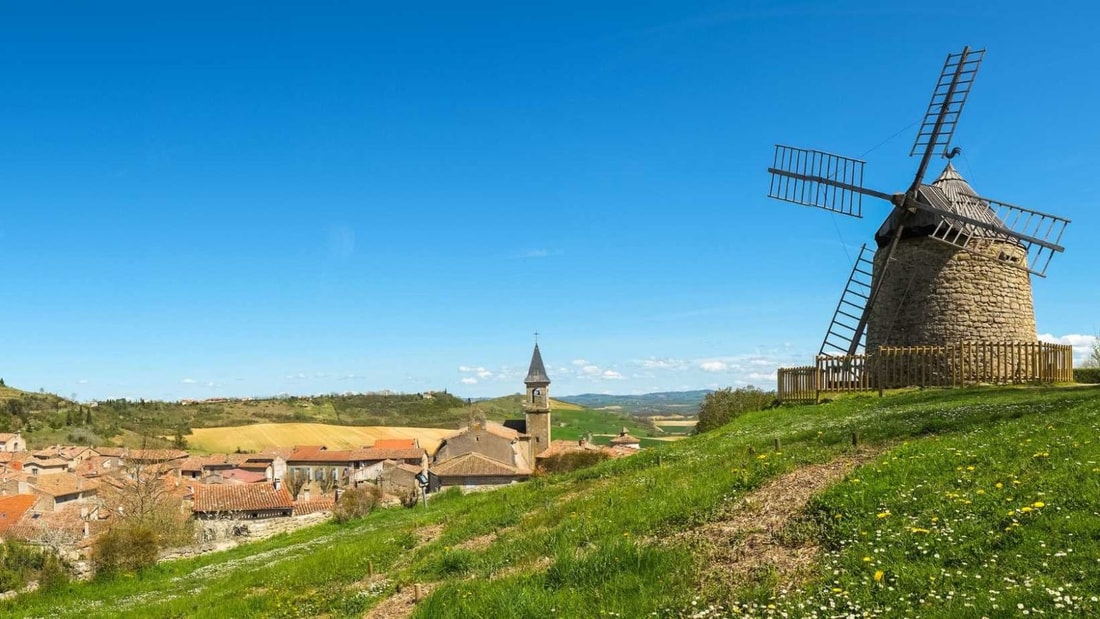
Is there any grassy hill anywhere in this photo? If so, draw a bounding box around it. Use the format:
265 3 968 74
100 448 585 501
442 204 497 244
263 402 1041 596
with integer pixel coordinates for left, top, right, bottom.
7 385 1100 617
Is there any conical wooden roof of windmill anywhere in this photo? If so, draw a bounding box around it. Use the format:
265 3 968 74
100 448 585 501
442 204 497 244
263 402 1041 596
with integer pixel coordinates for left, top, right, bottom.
874 162 1012 247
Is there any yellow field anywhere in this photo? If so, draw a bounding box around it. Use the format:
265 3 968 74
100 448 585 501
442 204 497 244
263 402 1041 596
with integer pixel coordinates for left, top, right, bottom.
187 423 455 455
549 398 584 411
653 420 699 428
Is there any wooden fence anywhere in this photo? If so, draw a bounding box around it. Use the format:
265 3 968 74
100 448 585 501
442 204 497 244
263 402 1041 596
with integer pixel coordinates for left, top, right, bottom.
777 341 1074 403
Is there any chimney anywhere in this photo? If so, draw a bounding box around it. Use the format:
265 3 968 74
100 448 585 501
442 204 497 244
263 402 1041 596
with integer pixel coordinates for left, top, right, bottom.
273 477 281 491
83 521 90 539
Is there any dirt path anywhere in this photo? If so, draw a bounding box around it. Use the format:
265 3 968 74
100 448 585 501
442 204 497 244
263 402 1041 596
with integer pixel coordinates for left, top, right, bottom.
363 582 438 619
672 448 882 593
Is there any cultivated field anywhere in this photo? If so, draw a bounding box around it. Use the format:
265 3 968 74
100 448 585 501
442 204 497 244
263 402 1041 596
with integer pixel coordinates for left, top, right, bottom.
187 423 455 454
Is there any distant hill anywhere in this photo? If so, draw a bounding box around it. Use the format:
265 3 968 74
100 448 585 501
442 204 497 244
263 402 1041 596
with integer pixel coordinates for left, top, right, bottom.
557 389 710 416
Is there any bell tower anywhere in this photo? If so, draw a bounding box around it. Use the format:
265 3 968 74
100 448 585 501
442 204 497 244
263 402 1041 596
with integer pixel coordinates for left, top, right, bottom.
523 341 551 459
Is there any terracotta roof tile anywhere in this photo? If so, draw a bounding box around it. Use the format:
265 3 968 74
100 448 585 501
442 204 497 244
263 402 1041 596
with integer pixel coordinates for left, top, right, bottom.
192 483 294 513
217 469 268 484
372 438 418 449
293 496 335 516
30 473 100 498
0 495 38 534
430 452 526 477
350 447 425 462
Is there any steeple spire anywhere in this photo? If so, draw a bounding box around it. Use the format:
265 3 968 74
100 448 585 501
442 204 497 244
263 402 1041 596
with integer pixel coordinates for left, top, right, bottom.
524 343 550 385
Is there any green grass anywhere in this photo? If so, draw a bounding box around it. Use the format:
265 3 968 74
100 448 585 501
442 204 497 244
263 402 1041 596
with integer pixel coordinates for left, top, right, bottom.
6 386 1100 618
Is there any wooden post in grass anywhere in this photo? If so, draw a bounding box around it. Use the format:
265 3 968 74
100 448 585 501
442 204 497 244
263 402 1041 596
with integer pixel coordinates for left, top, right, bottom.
748 445 756 456
773 438 781 452
414 584 423 601
851 431 859 447
368 560 374 578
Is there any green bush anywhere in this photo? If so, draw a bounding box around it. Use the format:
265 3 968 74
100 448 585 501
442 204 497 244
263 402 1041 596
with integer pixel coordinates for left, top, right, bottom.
332 485 383 524
93 525 159 578
538 450 610 474
1074 368 1100 384
695 385 776 433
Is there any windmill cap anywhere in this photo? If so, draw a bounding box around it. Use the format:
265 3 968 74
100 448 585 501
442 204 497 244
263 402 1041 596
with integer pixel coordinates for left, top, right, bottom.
874 161 1008 246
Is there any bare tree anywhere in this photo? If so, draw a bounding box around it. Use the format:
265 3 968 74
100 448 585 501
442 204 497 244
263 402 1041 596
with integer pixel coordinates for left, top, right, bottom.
284 470 308 499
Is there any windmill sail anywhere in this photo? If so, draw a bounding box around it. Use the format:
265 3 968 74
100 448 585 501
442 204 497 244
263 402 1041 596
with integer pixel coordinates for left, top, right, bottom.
767 145 889 217
819 245 876 356
910 48 985 159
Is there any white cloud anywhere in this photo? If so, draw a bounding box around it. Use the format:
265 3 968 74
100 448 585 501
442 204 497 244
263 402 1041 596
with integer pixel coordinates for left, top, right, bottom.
476 370 494 379
699 361 728 373
1039 333 1097 365
572 359 589 366
581 365 602 376
78 379 89 384
461 377 478 385
638 357 688 370
458 365 486 373
181 378 197 384
602 370 625 380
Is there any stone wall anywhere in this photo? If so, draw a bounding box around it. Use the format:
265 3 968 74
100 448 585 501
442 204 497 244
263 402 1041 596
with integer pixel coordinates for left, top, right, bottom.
865 236 1036 350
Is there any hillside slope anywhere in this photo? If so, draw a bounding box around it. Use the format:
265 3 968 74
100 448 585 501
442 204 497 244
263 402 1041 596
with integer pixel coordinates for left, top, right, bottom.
7 386 1100 618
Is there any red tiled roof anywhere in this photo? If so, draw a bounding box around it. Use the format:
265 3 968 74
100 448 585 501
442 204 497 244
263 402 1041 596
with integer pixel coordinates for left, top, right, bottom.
192 484 294 513
127 449 188 462
350 447 425 462
0 495 38 534
91 447 127 458
373 438 418 450
30 473 100 498
27 458 69 469
218 469 268 484
288 447 357 463
430 452 526 477
293 496 335 516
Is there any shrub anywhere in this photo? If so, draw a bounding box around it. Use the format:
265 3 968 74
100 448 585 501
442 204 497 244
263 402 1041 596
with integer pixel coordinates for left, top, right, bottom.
695 386 776 433
332 485 384 524
93 525 159 578
539 450 610 474
1074 368 1100 384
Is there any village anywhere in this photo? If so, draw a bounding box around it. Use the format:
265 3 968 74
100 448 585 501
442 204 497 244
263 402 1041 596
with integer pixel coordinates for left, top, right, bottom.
0 344 642 576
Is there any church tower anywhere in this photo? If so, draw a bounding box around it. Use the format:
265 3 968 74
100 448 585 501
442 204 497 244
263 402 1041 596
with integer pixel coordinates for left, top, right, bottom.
523 342 551 459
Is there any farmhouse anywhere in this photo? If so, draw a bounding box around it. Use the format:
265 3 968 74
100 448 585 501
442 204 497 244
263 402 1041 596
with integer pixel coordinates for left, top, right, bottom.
0 432 26 453
191 482 295 520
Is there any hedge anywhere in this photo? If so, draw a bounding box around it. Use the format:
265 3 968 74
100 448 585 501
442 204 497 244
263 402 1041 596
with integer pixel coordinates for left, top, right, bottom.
1074 368 1100 384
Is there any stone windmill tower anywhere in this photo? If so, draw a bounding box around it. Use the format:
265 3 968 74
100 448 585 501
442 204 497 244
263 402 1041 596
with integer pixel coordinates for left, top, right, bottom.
766 47 1071 357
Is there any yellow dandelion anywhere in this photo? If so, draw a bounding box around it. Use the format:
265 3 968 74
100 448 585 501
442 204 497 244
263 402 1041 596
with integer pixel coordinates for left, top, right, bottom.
863 556 872 562
995 482 1003 489
1032 501 1045 508
874 570 884 583
876 511 891 519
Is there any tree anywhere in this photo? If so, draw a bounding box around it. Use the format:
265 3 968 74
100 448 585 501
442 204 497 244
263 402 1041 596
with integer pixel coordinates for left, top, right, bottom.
93 448 193 577
284 470 308 499
695 386 776 433
1083 335 1100 369
332 485 383 523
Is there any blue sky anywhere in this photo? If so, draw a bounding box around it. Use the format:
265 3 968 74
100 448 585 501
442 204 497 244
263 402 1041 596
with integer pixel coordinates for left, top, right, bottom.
1 1 1097 401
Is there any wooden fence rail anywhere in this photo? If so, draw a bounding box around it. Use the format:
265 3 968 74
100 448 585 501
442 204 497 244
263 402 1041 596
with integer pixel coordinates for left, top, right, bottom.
777 342 1074 403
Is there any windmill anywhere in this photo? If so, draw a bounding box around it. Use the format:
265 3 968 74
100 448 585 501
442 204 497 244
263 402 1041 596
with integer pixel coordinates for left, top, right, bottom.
767 47 1070 358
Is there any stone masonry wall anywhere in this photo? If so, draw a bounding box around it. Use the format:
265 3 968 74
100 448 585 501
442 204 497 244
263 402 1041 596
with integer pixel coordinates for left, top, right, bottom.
865 237 1036 350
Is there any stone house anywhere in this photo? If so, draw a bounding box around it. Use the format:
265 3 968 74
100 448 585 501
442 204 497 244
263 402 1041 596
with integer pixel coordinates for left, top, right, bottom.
429 422 533 489
0 433 26 453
